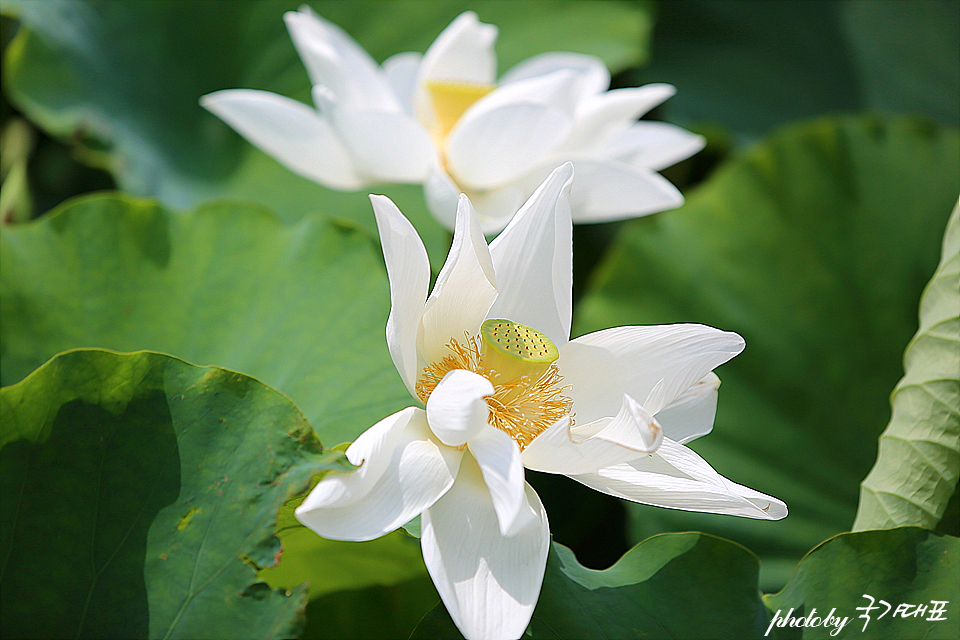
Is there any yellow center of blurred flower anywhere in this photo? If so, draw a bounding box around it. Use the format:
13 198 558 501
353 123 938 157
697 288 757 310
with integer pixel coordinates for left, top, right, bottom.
425 80 495 142
416 319 573 450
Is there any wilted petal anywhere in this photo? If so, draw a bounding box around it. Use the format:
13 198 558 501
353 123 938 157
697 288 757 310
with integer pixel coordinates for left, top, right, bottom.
522 393 662 476
427 370 493 447
447 102 572 190
284 7 399 110
563 158 684 223
421 456 549 640
570 438 788 520
468 426 529 536
313 86 434 182
296 408 462 541
500 51 610 99
200 89 363 189
655 372 720 444
605 120 706 171
488 163 574 347
419 195 497 366
371 195 430 394
559 324 745 424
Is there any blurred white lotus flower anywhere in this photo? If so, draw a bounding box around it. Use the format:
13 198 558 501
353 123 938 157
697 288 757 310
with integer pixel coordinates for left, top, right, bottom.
294 164 785 640
201 8 704 233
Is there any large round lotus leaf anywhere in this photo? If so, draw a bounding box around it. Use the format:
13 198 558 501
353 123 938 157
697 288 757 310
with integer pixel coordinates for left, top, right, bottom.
764 527 959 640
3 0 652 268
414 533 771 639
573 115 960 589
0 349 349 639
0 193 410 447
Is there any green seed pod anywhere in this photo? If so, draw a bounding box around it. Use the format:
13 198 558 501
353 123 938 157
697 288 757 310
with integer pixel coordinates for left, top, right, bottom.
480 319 559 383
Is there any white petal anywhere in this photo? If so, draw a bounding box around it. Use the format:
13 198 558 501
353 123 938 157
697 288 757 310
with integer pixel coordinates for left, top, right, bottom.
419 195 498 366
521 393 663 476
467 185 527 235
284 7 399 110
488 164 574 347
500 52 610 99
311 86 434 183
382 51 422 114
558 324 745 424
424 172 529 234
468 427 529 536
571 438 788 520
295 408 462 541
442 70 583 191
415 12 498 127
654 372 720 444
557 84 676 155
427 370 493 447
584 393 663 453
421 456 549 640
564 158 684 223
466 69 583 116
423 166 461 231
447 102 572 190
200 89 364 189
371 195 430 395
522 417 601 475
417 11 497 86
604 120 706 171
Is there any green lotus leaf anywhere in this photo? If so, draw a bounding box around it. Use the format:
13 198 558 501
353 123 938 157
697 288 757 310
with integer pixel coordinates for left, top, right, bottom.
0 192 409 448
764 527 959 640
854 201 960 531
0 348 348 639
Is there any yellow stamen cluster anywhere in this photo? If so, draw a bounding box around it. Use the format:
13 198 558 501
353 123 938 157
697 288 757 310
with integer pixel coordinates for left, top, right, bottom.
415 331 573 451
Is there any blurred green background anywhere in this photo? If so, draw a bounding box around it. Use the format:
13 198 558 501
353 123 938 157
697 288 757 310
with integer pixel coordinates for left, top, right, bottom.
2 1 958 639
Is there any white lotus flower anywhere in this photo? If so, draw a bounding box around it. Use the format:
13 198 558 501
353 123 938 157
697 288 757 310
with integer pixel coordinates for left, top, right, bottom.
294 164 785 640
201 8 704 233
